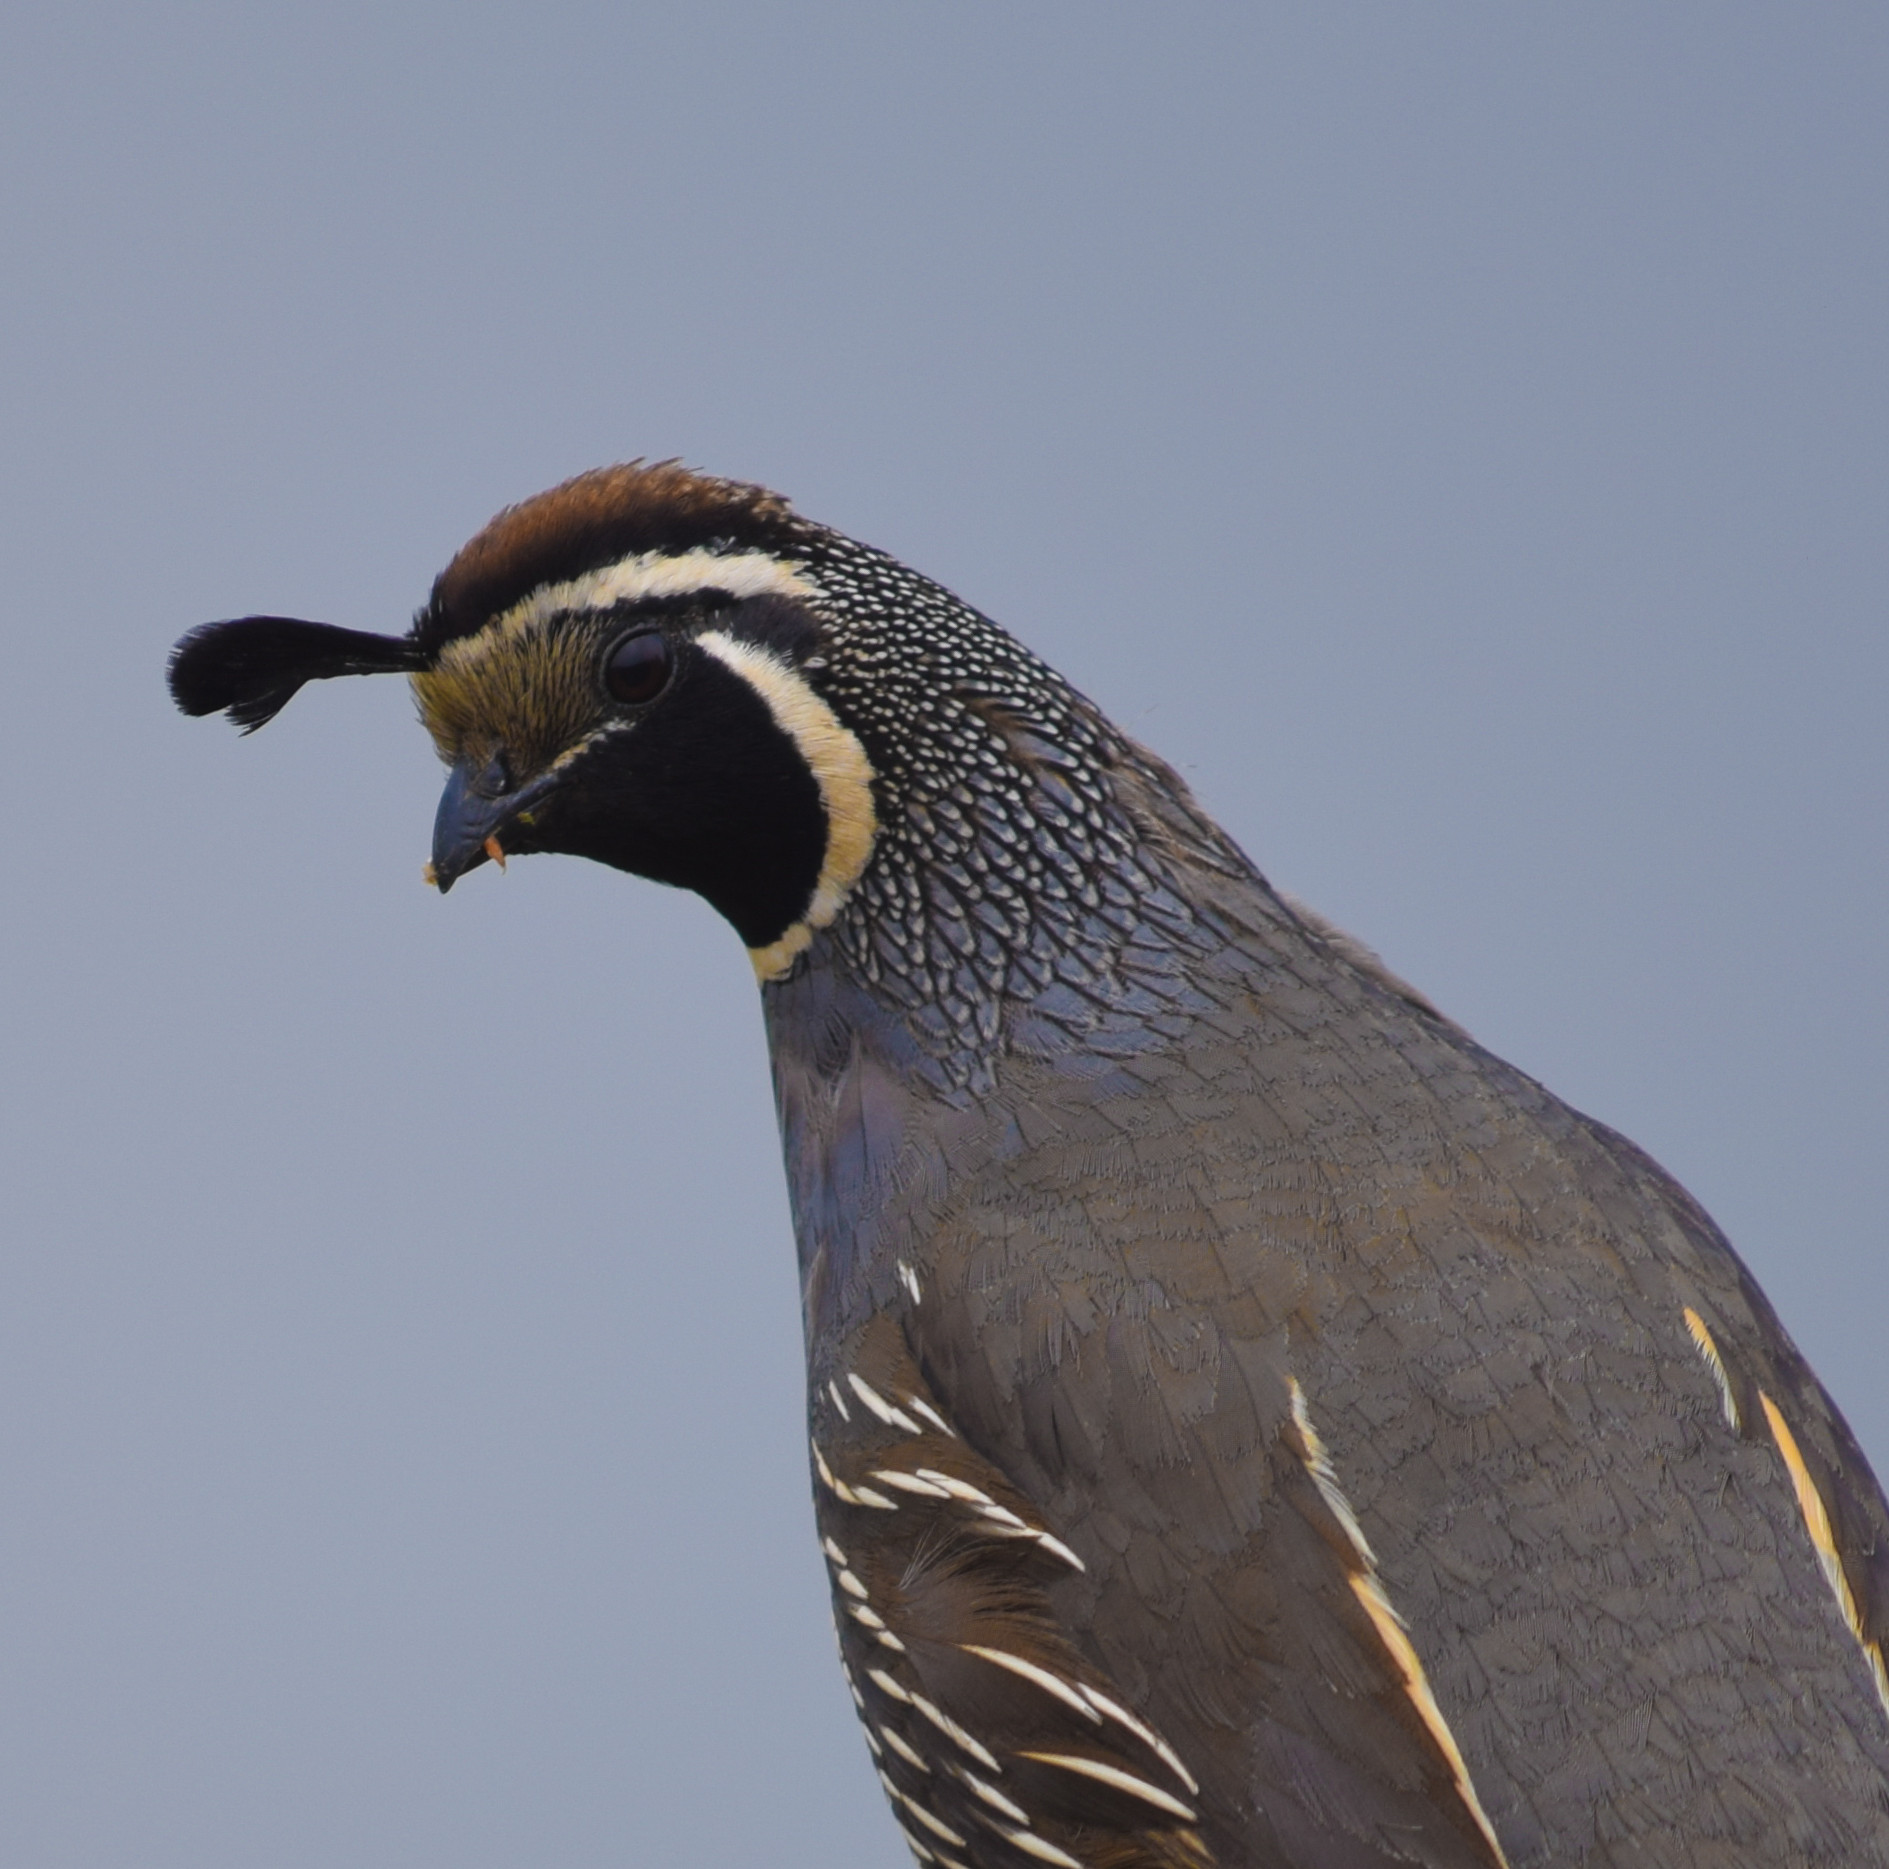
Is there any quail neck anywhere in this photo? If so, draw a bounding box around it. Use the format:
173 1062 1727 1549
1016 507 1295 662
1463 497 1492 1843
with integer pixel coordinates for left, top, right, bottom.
738 529 1283 1343
759 527 1242 1071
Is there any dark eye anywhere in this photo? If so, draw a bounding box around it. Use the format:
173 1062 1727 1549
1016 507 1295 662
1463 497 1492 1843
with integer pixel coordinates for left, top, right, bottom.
603 631 674 706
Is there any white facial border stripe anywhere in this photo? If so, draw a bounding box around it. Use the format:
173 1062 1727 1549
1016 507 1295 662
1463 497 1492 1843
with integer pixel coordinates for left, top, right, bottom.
697 630 878 981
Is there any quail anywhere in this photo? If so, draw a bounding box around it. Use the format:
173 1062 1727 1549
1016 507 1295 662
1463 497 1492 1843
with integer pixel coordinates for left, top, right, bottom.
170 462 1889 1868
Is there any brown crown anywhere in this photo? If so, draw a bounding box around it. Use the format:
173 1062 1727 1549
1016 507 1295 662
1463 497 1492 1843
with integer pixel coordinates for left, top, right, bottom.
415 461 810 654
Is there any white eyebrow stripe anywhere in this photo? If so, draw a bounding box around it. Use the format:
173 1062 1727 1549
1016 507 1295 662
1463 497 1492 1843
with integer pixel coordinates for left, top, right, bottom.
499 547 818 638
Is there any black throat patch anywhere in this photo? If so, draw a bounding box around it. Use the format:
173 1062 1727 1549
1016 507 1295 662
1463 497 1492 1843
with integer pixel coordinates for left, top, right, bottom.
541 646 829 949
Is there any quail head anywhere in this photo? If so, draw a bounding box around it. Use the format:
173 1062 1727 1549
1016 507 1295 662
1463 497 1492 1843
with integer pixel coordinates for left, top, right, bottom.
171 462 1889 1869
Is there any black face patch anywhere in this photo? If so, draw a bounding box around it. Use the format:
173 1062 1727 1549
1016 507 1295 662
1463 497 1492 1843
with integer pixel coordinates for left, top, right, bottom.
513 644 828 949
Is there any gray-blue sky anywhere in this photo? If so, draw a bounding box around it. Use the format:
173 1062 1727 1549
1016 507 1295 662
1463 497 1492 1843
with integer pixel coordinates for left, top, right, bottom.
2 5 1883 1863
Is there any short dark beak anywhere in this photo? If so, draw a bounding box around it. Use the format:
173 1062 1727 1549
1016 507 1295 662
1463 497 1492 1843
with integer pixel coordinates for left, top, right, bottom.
429 755 562 894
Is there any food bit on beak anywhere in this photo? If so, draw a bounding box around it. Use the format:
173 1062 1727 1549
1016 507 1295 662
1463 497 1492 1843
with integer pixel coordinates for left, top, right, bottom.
483 836 508 870
422 861 440 888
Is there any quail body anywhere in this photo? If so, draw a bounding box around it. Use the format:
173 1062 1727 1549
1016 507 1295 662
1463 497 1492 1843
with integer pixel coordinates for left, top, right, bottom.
171 464 1889 1868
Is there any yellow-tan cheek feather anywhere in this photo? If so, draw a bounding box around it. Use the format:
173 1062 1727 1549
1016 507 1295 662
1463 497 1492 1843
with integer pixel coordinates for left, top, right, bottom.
698 631 878 982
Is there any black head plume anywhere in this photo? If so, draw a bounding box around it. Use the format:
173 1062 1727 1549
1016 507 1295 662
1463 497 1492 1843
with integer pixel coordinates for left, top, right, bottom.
167 616 426 731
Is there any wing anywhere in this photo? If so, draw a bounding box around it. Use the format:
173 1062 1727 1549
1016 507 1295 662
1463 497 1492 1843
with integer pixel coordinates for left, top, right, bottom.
810 1312 1511 1869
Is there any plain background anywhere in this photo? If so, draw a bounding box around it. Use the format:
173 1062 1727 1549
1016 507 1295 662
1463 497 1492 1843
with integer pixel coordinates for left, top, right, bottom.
2 5 1883 1863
